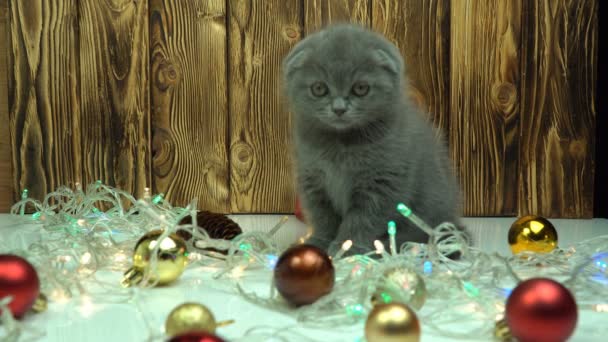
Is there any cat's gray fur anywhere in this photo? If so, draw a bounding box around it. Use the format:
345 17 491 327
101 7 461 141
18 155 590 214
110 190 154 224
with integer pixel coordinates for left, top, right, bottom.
283 24 463 255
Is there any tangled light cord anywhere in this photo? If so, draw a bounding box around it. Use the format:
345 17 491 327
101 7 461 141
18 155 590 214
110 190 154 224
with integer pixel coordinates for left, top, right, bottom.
1 183 607 341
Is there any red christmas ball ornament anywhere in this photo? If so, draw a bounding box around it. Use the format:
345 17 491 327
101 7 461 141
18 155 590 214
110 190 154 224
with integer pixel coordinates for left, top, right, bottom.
0 254 41 318
294 197 305 222
505 278 578 342
167 331 226 342
273 244 334 306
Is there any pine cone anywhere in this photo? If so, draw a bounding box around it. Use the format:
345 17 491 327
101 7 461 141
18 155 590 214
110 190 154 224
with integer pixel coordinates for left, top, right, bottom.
178 211 243 254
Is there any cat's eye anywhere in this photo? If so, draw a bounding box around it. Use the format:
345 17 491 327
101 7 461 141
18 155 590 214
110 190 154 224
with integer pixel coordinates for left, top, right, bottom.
311 82 329 97
352 81 370 97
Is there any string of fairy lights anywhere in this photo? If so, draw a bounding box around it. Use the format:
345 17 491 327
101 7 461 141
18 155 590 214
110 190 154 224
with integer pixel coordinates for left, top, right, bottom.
0 182 607 341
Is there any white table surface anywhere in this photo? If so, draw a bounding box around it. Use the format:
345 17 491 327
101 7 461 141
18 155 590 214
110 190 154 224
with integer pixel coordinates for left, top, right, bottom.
1 214 607 342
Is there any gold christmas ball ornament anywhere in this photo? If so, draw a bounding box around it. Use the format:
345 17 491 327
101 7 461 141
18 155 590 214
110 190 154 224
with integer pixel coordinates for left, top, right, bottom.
31 293 48 313
508 215 558 255
121 230 188 287
494 318 512 341
365 303 421 342
371 267 427 310
165 302 234 337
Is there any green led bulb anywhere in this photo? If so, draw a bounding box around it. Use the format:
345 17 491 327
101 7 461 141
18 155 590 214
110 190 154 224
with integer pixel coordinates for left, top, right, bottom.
380 292 393 303
397 203 412 217
239 243 252 251
387 221 397 235
152 193 164 204
463 281 480 298
346 304 364 317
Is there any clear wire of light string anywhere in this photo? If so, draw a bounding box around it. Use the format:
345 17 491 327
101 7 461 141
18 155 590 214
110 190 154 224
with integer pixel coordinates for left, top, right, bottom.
1 183 606 341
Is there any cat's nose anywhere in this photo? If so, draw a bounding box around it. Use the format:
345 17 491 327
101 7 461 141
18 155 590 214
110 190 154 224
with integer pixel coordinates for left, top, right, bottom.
332 108 346 116
331 98 347 116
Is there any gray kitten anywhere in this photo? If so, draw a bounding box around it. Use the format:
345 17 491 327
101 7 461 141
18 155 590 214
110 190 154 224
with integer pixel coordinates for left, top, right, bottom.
283 24 463 255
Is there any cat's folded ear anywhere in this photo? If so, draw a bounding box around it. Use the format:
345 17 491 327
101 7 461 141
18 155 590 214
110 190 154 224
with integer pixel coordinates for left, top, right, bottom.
372 48 403 75
283 48 308 78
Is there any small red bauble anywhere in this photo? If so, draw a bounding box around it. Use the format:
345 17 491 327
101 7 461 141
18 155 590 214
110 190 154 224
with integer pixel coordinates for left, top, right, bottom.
294 197 305 222
273 244 334 306
0 254 40 318
506 278 578 342
167 331 226 342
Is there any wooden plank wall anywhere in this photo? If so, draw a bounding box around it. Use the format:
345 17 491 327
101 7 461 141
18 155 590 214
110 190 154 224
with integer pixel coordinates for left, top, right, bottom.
7 0 80 205
519 0 597 218
5 0 149 209
0 1 13 211
150 0 230 212
228 1 301 213
0 0 598 217
450 0 521 216
78 0 150 199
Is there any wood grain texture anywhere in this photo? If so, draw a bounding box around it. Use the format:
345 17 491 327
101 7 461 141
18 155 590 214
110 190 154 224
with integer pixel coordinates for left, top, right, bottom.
519 0 597 218
0 2 13 211
8 0 80 203
372 0 450 136
78 0 149 197
450 0 522 216
228 0 302 213
150 0 230 212
304 0 370 34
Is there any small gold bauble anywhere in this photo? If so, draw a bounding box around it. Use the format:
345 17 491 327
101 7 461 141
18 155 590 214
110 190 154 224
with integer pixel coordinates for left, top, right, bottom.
165 302 234 337
31 293 48 313
508 215 558 255
121 230 188 287
365 303 421 342
371 267 426 310
494 318 513 341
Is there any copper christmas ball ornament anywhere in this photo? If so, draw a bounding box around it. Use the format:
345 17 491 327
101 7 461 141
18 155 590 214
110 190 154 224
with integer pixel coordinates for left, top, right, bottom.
506 278 577 342
508 215 558 254
365 302 421 342
273 244 335 306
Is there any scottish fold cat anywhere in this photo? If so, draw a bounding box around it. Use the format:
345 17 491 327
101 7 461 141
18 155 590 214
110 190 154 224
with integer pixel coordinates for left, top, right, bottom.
283 24 464 255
